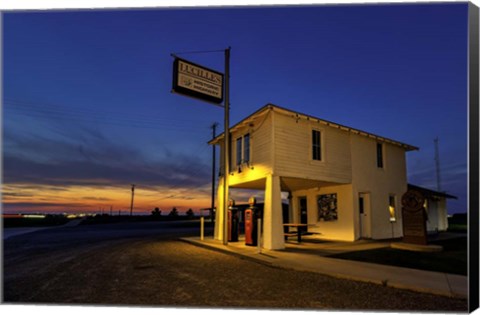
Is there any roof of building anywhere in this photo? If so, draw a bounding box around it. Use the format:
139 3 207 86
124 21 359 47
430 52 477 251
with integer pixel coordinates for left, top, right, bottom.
209 103 419 151
408 184 458 199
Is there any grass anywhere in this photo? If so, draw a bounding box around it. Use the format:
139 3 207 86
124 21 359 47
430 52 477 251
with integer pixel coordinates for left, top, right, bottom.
447 224 468 233
327 236 467 276
447 214 467 233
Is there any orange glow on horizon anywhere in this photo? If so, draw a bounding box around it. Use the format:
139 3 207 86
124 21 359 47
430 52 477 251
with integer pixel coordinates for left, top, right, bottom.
2 183 212 214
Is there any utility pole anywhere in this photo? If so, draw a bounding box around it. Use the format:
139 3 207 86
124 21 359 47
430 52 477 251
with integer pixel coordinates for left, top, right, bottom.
211 122 219 223
434 137 441 192
223 47 230 245
130 184 135 216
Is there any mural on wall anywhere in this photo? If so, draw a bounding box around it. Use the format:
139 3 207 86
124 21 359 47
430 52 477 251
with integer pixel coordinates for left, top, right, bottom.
317 193 338 221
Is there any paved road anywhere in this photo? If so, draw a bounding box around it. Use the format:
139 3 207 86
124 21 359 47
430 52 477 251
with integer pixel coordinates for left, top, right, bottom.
3 221 467 311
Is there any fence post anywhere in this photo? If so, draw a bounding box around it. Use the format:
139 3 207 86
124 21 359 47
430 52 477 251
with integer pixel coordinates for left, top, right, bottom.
200 217 204 241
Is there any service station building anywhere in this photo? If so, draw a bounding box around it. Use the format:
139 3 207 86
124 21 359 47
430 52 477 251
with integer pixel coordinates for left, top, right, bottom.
209 104 453 250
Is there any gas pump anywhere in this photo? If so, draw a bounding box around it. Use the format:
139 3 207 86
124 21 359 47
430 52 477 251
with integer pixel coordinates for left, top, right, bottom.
245 196 261 246
227 199 239 242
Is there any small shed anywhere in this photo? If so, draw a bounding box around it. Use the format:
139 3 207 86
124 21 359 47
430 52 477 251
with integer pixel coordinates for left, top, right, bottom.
407 184 457 233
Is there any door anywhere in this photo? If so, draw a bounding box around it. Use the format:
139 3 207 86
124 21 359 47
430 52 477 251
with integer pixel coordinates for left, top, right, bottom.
358 193 371 238
299 196 308 233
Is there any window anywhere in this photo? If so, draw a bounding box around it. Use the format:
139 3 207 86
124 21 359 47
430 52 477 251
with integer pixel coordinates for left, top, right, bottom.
377 143 384 168
318 193 337 221
236 134 251 167
312 130 322 161
236 137 242 166
389 195 396 222
244 133 250 164
359 197 364 214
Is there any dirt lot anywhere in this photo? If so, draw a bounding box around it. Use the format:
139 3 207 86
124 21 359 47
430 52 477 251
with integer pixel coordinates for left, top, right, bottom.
2 221 468 311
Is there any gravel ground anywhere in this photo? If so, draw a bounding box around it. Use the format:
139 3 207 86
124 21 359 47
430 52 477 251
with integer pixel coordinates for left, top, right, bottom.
3 237 468 312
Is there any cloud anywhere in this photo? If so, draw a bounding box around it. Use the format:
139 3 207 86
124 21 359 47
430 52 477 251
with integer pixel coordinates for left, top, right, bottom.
3 153 210 188
3 127 212 190
1 192 35 198
2 201 92 209
81 196 114 201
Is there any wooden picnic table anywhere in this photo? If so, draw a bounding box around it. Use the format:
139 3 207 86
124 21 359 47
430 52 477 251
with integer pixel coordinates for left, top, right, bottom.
283 223 308 243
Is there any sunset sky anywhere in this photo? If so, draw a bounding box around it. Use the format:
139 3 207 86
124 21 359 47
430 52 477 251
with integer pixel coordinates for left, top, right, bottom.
2 3 469 215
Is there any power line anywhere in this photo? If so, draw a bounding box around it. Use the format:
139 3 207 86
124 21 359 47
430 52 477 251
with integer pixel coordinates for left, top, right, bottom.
4 98 213 127
4 98 206 123
434 137 442 192
4 106 214 134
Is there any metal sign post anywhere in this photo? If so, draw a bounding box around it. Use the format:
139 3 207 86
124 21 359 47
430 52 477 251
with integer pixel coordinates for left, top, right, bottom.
171 47 231 245
223 47 230 245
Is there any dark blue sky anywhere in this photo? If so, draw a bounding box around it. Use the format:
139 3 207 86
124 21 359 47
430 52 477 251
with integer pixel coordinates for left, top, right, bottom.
2 3 469 214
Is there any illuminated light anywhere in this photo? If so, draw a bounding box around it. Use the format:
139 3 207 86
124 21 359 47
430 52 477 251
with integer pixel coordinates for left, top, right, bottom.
66 214 77 219
389 206 396 222
23 214 46 219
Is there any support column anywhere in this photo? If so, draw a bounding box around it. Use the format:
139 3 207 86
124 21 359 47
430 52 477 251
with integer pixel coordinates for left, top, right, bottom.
263 174 285 250
214 177 225 241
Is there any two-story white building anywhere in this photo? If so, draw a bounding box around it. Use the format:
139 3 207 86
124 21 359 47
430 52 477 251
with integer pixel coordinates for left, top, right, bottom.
209 104 419 250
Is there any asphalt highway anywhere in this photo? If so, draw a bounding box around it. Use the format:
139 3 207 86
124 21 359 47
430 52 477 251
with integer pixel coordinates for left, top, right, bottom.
2 220 467 311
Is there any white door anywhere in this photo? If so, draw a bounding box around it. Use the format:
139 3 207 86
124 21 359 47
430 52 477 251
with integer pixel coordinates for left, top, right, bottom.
359 193 371 239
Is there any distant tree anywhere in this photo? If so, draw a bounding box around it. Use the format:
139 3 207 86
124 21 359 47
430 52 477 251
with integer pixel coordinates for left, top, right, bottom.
186 208 194 218
151 207 161 217
168 207 179 217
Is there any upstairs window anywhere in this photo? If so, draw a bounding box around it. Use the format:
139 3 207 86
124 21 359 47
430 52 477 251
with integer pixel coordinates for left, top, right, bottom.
377 143 384 168
312 130 322 161
244 133 250 164
236 134 251 166
236 137 242 166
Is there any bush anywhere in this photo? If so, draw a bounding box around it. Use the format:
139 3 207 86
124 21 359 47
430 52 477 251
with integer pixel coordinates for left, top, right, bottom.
186 208 194 218
168 207 179 217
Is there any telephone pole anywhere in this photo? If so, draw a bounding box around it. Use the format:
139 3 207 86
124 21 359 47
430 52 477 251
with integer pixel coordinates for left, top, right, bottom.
434 137 441 192
211 122 219 223
223 47 230 245
130 184 135 216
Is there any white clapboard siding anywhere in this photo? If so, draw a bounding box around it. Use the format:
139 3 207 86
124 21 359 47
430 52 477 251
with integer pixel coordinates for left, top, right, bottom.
226 110 274 186
350 134 408 239
272 111 352 183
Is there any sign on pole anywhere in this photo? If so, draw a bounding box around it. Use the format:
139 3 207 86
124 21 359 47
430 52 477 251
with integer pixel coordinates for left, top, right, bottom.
172 57 224 104
171 49 230 246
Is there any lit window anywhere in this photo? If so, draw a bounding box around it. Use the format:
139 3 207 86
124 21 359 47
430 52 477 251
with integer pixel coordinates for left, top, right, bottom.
377 143 384 168
389 195 396 222
312 130 322 161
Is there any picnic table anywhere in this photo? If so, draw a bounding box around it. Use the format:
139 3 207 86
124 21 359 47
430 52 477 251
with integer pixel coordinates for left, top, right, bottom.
283 223 308 243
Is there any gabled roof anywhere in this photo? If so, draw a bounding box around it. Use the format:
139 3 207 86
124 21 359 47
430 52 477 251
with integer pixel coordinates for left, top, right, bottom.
408 184 458 199
209 103 419 151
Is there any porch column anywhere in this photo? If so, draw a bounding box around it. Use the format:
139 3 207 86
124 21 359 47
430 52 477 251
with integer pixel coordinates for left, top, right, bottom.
214 177 225 241
263 174 285 250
